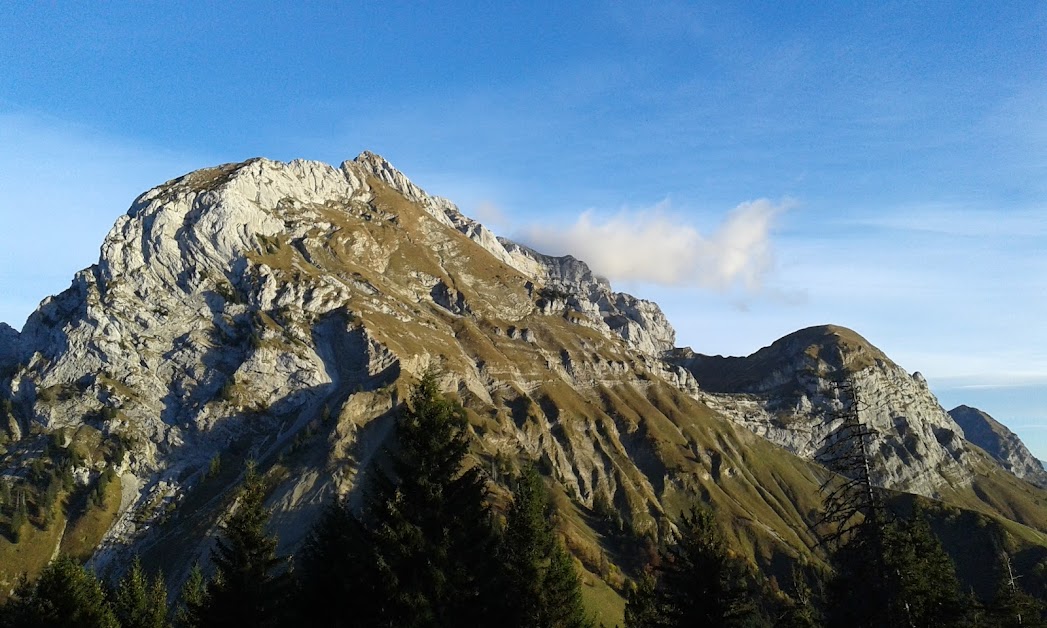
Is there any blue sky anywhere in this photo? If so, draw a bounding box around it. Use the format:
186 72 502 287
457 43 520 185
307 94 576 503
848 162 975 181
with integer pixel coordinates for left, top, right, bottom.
2 2 1046 453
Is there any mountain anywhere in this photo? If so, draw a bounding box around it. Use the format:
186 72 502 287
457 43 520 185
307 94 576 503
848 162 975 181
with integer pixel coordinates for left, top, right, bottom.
2 153 1047 620
949 405 1047 487
669 325 972 496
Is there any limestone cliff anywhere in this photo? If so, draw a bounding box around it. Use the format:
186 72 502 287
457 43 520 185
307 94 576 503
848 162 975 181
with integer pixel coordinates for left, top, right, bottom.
949 405 1047 488
669 325 972 497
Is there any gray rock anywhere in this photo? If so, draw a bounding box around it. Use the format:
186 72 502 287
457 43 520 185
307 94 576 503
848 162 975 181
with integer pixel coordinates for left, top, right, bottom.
949 404 1047 487
670 325 972 497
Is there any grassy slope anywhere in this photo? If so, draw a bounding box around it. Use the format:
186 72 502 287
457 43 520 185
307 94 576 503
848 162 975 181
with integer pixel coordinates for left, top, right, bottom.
0 476 122 598
59 476 123 562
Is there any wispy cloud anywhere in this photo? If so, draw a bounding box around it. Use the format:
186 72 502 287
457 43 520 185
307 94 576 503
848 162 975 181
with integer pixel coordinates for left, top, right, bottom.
516 198 790 291
845 203 1047 238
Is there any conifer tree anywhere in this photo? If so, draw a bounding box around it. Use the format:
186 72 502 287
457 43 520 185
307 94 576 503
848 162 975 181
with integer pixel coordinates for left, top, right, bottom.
298 369 499 627
819 382 970 627
192 464 289 628
826 508 969 628
989 553 1046 628
10 487 27 542
175 563 206 628
625 571 668 628
775 566 820 628
498 465 590 628
113 556 168 628
0 555 118 628
626 504 768 628
296 500 382 626
366 369 499 626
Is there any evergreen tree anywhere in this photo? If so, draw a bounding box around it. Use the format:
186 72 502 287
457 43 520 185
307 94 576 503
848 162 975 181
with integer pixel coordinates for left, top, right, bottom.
625 571 669 628
296 500 382 627
826 509 969 628
365 369 499 626
0 555 118 628
497 465 590 628
298 369 500 627
113 556 168 628
10 487 27 542
193 465 289 628
626 504 768 628
775 566 820 628
175 563 206 628
988 553 1046 628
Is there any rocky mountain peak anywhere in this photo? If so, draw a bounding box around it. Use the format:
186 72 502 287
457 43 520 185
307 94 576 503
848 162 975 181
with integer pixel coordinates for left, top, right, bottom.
949 405 1047 487
668 324 886 394
670 324 971 496
5 153 1047 611
8 153 680 452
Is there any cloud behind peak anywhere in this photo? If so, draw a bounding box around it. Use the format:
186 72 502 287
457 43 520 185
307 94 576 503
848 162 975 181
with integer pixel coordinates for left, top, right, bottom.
517 198 788 291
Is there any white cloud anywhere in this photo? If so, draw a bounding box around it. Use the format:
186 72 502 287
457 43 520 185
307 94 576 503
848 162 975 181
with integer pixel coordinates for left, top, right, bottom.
517 198 789 291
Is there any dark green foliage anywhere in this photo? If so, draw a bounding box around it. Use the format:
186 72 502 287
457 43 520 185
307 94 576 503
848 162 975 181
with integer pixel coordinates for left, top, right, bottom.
827 509 970 628
175 563 206 628
988 554 1047 628
93 467 116 507
10 487 27 542
625 571 664 628
498 465 590 628
41 471 60 529
113 556 168 628
192 465 289 628
0 555 118 628
298 369 500 627
626 504 769 628
296 501 380 627
775 567 820 628
207 455 221 479
360 369 499 625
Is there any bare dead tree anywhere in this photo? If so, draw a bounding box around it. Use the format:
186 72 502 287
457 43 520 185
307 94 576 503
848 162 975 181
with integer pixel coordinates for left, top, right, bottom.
816 379 886 546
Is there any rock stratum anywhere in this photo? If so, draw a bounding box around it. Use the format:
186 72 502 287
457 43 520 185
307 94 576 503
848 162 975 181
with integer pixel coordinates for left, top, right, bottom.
2 153 1046 614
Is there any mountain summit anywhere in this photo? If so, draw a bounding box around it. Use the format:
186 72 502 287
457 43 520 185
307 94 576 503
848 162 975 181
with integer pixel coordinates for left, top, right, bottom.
2 154 1046 618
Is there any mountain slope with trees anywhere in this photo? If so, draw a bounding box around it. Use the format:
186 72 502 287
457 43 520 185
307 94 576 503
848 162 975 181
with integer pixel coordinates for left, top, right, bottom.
1 154 1047 624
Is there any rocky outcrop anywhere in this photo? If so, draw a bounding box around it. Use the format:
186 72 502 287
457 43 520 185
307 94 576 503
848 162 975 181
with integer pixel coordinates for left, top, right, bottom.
949 405 1047 487
670 325 972 497
0 323 19 369
499 239 676 356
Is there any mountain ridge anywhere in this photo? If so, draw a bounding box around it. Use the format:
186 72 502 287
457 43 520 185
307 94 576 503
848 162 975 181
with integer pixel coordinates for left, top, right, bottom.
2 153 1046 619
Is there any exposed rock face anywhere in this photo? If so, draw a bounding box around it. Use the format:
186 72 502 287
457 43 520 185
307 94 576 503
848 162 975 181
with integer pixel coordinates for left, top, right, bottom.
0 323 19 369
670 325 972 497
3 153 1046 596
0 153 706 579
949 405 1047 487
499 240 676 356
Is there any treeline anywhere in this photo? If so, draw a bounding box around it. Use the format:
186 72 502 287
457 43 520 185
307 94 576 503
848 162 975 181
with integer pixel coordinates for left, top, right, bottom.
624 500 1047 627
3 373 1047 627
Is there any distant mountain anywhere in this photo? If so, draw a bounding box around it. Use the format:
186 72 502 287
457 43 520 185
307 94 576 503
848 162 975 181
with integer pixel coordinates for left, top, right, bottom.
949 405 1047 487
3 153 1047 621
669 325 973 496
